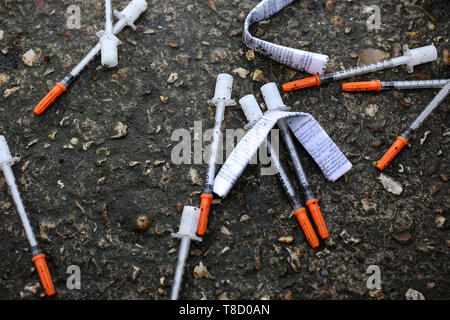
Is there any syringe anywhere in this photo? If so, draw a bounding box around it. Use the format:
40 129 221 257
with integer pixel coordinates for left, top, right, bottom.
261 83 329 240
0 136 56 296
196 74 236 237
170 206 202 300
342 79 449 92
34 0 147 115
282 44 437 92
376 81 450 170
239 94 319 248
99 0 121 68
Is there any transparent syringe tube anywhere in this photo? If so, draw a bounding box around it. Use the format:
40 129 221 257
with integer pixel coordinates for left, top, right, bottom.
276 119 314 200
171 237 190 300
405 81 450 136
266 139 302 210
376 82 450 171
1 164 39 254
323 56 410 83
205 100 226 192
383 79 449 90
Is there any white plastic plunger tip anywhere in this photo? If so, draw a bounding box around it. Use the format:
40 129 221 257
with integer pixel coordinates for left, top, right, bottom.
261 83 285 110
100 35 120 68
122 0 148 24
213 74 233 100
239 94 263 123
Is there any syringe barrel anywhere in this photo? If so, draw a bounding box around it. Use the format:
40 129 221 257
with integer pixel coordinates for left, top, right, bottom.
205 103 225 187
170 237 190 300
384 79 449 90
276 119 314 200
267 139 302 210
408 82 450 132
328 56 409 81
1 164 39 250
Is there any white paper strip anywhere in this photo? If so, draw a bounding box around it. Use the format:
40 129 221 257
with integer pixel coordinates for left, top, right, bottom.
213 111 352 198
243 0 329 75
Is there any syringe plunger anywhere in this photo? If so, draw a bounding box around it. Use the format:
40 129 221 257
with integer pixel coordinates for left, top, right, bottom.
212 73 234 101
261 83 286 110
239 94 263 124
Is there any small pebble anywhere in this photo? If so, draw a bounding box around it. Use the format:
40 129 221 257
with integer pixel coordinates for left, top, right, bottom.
136 215 150 231
392 232 411 244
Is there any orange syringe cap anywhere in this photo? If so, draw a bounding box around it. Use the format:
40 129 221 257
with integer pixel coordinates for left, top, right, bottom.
32 254 56 296
342 80 381 92
196 193 213 236
34 82 66 115
282 74 321 92
306 199 329 240
293 208 319 248
376 136 408 171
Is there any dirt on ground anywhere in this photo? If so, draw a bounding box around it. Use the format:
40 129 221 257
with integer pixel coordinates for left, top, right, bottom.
0 0 448 300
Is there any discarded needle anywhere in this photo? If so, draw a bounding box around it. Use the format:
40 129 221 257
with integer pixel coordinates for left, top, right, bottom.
261 83 329 240
34 0 147 115
376 82 450 170
239 94 319 248
282 44 437 92
197 74 236 236
0 136 56 296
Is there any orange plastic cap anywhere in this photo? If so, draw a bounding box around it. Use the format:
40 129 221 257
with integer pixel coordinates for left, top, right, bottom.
306 199 329 239
32 254 56 296
282 74 321 92
376 136 407 171
342 80 381 92
196 193 213 236
293 208 319 248
34 82 66 115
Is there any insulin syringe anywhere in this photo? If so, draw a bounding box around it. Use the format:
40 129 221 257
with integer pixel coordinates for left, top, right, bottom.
196 74 236 237
376 81 450 170
0 136 56 296
239 94 319 248
261 83 329 240
170 206 202 300
282 44 437 92
33 0 147 115
342 79 449 92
